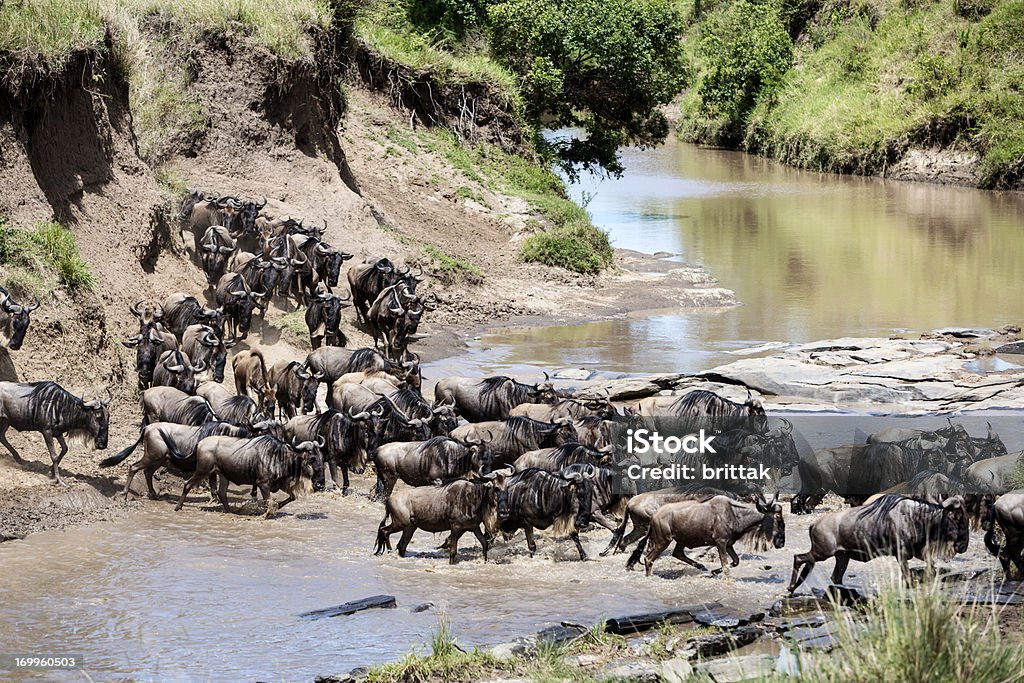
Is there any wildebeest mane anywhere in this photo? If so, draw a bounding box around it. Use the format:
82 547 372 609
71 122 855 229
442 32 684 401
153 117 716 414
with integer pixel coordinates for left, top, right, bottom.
222 395 259 423
344 348 386 374
505 468 583 537
479 377 533 418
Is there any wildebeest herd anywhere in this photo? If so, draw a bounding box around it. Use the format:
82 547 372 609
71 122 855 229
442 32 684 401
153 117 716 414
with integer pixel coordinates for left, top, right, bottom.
1 191 1023 593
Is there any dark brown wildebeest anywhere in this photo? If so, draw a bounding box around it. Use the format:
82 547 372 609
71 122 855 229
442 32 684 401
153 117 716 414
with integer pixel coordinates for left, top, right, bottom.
371 435 493 500
348 257 398 324
450 416 577 467
305 288 350 350
233 349 277 417
162 293 225 340
198 226 237 286
99 420 249 499
152 349 204 394
641 494 785 577
122 325 177 391
790 444 864 514
366 282 418 358
434 375 559 422
182 324 234 384
283 409 375 494
197 382 266 426
214 272 266 341
373 471 510 564
498 466 597 560
0 285 38 350
171 433 325 518
788 494 969 592
267 360 320 419
388 389 458 437
602 484 734 560
636 389 768 435
0 381 111 484
984 490 1024 580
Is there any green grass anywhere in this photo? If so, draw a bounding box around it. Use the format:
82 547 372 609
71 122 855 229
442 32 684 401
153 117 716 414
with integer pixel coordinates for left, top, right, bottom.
0 219 96 296
680 0 1024 188
423 245 483 277
276 310 308 337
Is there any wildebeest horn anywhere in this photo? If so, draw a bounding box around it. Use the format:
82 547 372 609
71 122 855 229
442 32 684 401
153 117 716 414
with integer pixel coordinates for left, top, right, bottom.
338 291 352 302
554 416 571 425
218 245 234 254
193 359 207 372
229 289 247 297
314 371 325 380
315 436 325 448
563 469 583 482
389 302 403 315
129 300 143 317
25 299 40 312
148 328 162 343
200 331 219 346
102 387 113 406
315 242 332 254
251 291 267 298
780 418 793 433
542 372 550 382
349 409 371 420
371 405 385 417
164 361 184 372
296 368 312 379
582 463 598 478
291 252 307 266
121 335 141 348
257 196 267 209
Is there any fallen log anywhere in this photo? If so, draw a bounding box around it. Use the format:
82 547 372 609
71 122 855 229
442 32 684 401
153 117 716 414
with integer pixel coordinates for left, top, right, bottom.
604 603 722 635
300 594 397 620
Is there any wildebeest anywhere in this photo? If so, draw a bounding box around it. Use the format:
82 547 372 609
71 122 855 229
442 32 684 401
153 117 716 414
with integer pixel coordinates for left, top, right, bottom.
0 381 110 484
172 434 325 517
268 361 320 419
389 389 458 437
450 417 578 466
337 369 403 396
372 436 493 500
140 386 216 429
0 286 38 350
572 416 616 450
284 409 374 494
233 349 277 416
152 349 205 394
636 389 768 434
373 472 509 564
329 381 388 414
790 444 864 514
641 494 785 577
348 257 398 324
848 436 962 502
510 397 618 422
198 226 237 286
100 420 249 499
214 272 265 341
964 451 1024 494
602 484 735 560
197 382 265 426
788 494 969 592
513 442 613 473
305 346 360 389
181 324 233 383
499 467 596 560
161 293 225 340
367 282 419 358
984 490 1024 579
366 395 431 444
435 375 559 422
305 288 350 349
122 325 177 391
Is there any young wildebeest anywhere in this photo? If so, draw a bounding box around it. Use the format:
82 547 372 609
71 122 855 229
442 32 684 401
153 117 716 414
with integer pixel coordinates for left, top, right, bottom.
374 472 510 565
499 466 596 560
371 436 493 500
450 416 577 467
434 375 559 422
0 286 38 350
170 434 326 518
268 360 320 419
788 494 969 593
0 381 111 484
99 420 249 499
984 490 1024 580
641 494 785 577
283 409 375 494
233 349 277 416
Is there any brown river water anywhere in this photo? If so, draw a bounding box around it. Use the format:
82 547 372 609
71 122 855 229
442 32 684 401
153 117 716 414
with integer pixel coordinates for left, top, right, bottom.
3 140 1024 681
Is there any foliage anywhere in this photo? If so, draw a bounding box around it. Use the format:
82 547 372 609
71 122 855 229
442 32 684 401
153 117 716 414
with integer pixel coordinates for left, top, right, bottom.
424 244 483 276
520 220 613 274
0 219 96 296
692 0 792 141
488 0 687 177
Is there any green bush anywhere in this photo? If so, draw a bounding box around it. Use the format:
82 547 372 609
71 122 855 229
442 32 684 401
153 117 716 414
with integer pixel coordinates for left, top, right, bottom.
520 220 613 274
0 220 96 295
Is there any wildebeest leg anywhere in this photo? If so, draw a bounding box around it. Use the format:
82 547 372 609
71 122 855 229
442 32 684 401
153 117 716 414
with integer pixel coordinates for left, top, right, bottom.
0 422 25 464
472 526 490 562
42 432 67 485
788 552 817 593
601 515 629 557
327 460 339 488
671 543 707 572
275 492 297 511
122 461 146 499
618 521 649 554
715 543 731 577
175 472 205 510
831 553 851 585
217 476 232 513
396 527 415 557
208 474 219 504
591 511 620 531
340 465 351 496
726 544 740 567
571 531 587 561
524 526 538 556
643 536 671 577
447 529 468 565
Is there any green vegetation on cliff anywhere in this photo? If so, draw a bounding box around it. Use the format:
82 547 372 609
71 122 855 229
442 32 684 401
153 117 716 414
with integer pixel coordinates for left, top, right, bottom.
0 219 96 296
678 0 1024 189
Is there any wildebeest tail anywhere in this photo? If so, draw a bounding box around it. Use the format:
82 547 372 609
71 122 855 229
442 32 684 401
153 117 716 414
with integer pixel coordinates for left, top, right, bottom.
159 428 190 465
373 511 391 555
626 534 649 569
99 433 142 468
600 514 630 557
984 504 1001 557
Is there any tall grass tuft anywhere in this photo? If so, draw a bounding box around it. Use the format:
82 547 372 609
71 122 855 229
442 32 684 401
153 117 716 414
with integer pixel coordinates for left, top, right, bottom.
0 219 96 295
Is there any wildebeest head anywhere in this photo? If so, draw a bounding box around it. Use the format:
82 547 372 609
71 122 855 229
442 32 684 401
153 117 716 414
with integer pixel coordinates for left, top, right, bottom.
765 418 800 476
200 227 236 285
260 383 278 419
197 327 234 382
754 493 786 549
483 470 510 520
551 416 579 445
0 289 39 350
534 373 558 404
431 397 459 435
941 495 970 554
159 350 205 394
237 197 266 235
464 431 494 476
975 422 1007 460
196 306 225 338
229 287 265 337
121 326 166 389
744 390 768 432
345 408 375 474
295 366 321 414
314 241 354 287
292 437 327 492
81 389 112 450
563 466 595 530
129 299 163 331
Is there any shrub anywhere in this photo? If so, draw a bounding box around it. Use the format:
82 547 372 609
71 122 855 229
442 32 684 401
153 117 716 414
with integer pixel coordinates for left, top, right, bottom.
0 220 96 295
520 220 613 274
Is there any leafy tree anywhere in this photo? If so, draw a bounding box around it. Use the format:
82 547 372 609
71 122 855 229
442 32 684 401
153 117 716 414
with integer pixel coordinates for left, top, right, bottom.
487 0 686 177
407 0 490 36
696 0 792 133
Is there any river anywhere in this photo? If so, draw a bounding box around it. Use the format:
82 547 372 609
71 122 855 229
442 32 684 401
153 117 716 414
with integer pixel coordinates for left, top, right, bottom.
3 140 1024 681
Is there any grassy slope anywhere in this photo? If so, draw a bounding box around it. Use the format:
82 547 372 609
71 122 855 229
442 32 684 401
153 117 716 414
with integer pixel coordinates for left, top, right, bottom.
677 0 1024 189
